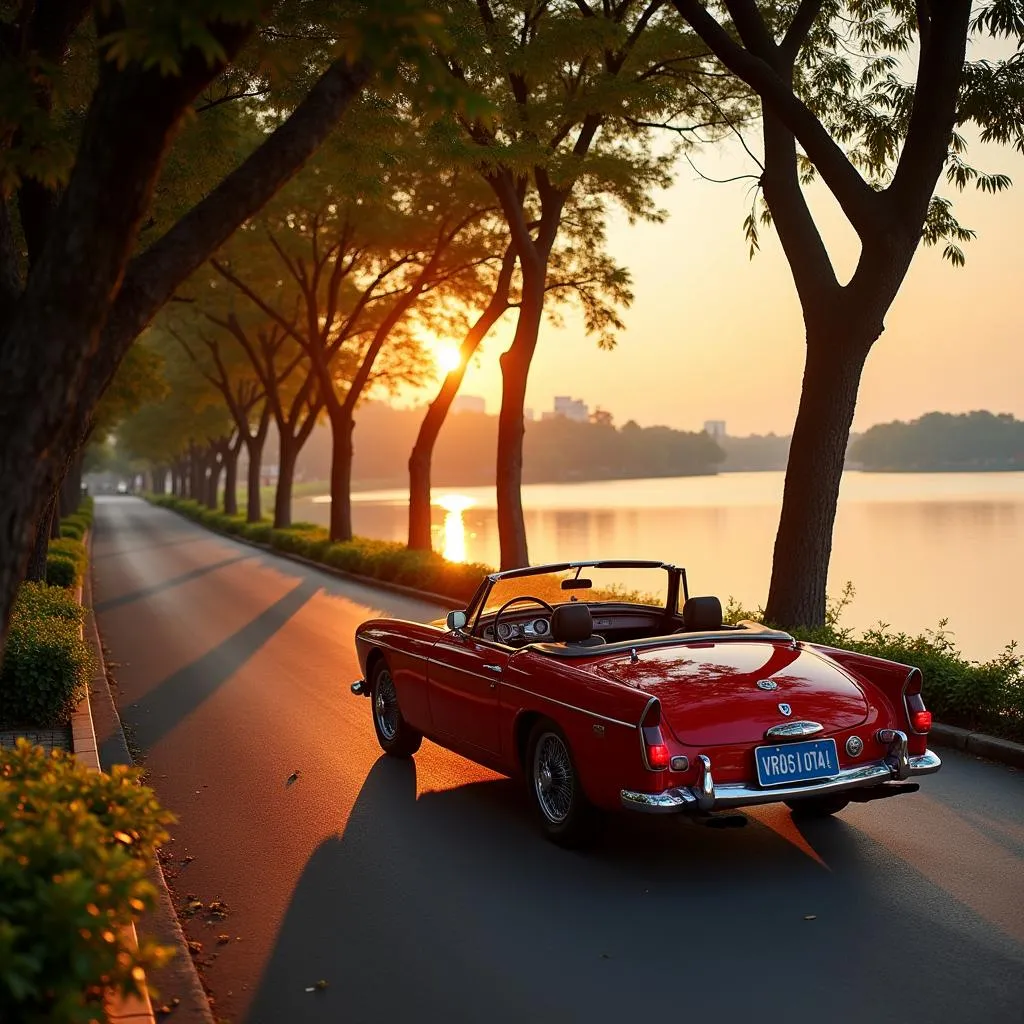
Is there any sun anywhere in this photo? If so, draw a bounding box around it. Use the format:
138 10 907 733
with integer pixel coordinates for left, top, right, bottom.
434 343 463 375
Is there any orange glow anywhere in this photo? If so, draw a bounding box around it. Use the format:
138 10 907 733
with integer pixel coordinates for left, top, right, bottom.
434 343 463 375
437 493 474 562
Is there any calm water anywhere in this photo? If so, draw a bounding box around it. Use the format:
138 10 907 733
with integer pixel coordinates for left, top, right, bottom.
295 471 1024 661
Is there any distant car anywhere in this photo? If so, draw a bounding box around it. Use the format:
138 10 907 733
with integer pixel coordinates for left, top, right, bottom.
351 561 940 845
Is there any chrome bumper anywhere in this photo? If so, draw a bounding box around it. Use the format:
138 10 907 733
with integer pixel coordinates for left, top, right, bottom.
621 735 941 814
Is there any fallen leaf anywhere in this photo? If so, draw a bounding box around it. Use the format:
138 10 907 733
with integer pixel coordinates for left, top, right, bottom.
286 771 300 786
315 980 328 991
187 940 203 955
217 934 231 944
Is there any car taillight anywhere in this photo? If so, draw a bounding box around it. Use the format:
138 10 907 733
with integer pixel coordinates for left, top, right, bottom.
904 669 931 734
640 699 669 771
910 708 932 733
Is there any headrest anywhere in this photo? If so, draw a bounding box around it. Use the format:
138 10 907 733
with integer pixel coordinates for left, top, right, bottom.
682 596 723 632
551 603 593 643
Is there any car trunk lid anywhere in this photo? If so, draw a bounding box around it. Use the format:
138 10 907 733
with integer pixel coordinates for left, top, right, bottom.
596 640 869 746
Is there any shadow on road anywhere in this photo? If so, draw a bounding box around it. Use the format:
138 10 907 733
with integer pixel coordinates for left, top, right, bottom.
126 576 321 751
94 554 255 612
245 757 1024 1024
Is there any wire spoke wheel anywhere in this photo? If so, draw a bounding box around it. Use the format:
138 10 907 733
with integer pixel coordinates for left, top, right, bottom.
374 669 400 741
533 732 575 824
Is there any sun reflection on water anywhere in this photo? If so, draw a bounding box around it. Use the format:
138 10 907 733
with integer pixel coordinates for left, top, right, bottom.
436 493 475 563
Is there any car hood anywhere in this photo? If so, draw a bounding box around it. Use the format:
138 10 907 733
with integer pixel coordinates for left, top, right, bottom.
596 640 869 747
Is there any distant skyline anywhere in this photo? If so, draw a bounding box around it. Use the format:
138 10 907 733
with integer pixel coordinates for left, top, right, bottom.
399 116 1024 438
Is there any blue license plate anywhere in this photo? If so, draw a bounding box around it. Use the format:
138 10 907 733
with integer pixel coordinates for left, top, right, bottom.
755 738 840 787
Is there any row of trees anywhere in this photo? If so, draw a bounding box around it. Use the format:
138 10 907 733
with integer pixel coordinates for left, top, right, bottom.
851 411 1024 471
2 1 1023 649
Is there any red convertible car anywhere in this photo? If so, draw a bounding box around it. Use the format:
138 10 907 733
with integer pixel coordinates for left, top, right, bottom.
351 560 941 845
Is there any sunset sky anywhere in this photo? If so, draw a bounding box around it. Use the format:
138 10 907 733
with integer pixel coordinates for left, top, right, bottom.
417 130 1024 439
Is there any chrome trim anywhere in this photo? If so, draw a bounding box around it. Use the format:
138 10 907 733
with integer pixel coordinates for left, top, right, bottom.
638 696 666 772
482 664 503 673
695 754 714 811
500 681 636 730
669 755 689 772
756 679 778 691
620 749 942 813
351 679 368 696
630 647 639 663
877 728 910 779
845 734 864 757
764 720 823 740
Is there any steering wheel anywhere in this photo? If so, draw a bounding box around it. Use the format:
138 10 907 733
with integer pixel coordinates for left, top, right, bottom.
492 596 555 644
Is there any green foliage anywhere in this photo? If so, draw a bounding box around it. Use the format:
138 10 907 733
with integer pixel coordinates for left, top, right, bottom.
9 584 84 627
723 583 1023 743
44 556 79 590
850 410 1024 471
0 585 91 728
58 522 84 541
0 740 175 1024
47 540 88 576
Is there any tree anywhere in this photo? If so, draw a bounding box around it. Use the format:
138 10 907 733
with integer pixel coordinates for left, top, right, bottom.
438 0 735 568
0 0 447 647
209 116 496 541
406 204 633 550
667 0 1024 627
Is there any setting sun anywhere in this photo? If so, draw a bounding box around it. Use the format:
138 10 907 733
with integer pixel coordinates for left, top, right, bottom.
434 343 463 375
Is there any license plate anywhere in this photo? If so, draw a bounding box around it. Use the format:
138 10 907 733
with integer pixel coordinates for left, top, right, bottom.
755 738 840 787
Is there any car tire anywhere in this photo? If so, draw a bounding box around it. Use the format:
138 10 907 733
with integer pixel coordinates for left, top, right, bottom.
370 658 422 758
785 795 851 819
526 720 597 847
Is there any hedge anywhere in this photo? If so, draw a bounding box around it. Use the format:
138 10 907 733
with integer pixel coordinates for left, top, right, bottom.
725 585 1023 744
0 584 91 727
0 740 175 1024
149 494 491 604
150 495 1024 744
0 497 95 727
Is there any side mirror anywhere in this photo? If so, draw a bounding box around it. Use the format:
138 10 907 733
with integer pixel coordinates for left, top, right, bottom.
446 610 468 633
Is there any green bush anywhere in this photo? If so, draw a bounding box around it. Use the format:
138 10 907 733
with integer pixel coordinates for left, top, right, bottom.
0 586 91 727
58 522 84 541
45 555 79 589
0 740 175 1024
47 538 87 573
239 521 274 544
11 583 84 625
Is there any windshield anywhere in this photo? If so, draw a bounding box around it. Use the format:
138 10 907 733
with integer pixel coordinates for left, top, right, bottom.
478 565 671 618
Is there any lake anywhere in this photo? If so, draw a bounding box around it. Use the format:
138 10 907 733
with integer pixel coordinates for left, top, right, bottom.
294 470 1024 662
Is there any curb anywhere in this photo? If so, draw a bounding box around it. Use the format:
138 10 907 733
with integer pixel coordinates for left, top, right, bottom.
148 497 1024 771
69 569 155 1024
79 530 215 1024
928 722 1024 770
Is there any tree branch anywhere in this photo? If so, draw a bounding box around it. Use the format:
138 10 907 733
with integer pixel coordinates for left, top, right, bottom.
671 0 879 238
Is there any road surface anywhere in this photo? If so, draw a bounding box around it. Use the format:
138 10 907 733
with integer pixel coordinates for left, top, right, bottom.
91 497 1024 1024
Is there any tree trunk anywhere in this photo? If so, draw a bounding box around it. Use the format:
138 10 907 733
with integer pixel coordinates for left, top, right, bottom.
152 466 167 495
223 443 240 516
495 268 546 569
204 451 221 509
328 410 355 543
244 410 270 522
60 452 83 516
763 330 873 629
407 267 513 551
189 446 204 501
26 490 57 582
274 436 298 529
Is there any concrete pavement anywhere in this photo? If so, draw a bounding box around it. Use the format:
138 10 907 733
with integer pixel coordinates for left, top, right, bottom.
92 497 1024 1024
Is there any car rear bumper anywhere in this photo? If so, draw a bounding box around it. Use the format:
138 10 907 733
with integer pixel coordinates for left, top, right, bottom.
621 734 941 814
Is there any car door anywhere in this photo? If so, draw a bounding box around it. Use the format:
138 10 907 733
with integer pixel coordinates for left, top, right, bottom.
427 631 510 755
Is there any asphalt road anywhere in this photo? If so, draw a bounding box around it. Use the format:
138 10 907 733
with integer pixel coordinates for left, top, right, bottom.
91 497 1024 1024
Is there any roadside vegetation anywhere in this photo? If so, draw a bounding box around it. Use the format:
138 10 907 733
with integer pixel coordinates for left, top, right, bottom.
0 498 94 729
0 740 174 1024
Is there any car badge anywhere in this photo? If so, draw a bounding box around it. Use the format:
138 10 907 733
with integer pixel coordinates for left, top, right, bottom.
778 703 792 717
756 679 777 691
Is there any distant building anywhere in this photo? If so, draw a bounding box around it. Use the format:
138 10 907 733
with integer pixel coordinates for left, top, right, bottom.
452 394 486 414
703 420 727 440
543 396 589 422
